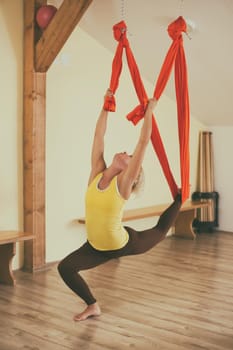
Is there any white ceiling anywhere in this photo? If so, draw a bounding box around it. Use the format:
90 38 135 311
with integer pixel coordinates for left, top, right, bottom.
55 0 233 126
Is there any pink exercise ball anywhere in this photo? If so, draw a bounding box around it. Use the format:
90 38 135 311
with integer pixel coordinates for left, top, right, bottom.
36 5 57 30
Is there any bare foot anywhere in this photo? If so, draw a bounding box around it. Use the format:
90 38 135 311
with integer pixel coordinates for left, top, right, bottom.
73 302 101 322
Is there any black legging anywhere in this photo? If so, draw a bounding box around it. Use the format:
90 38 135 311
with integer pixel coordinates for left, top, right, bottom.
58 194 182 305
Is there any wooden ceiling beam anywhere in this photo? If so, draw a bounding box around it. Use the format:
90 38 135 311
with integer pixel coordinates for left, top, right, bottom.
35 0 93 72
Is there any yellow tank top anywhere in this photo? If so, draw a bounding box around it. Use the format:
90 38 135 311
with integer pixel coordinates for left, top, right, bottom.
85 173 129 251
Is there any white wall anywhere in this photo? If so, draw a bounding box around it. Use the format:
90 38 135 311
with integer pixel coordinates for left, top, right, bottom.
0 0 24 269
210 127 233 232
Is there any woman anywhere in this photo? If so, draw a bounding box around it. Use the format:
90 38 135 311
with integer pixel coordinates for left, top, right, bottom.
58 89 182 321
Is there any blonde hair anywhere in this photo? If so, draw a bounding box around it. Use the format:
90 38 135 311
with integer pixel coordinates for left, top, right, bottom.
132 168 145 195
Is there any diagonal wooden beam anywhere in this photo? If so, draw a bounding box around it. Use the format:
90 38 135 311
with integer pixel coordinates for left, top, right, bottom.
35 0 93 72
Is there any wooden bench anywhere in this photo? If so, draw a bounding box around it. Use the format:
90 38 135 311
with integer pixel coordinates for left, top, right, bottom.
0 231 35 286
78 200 210 240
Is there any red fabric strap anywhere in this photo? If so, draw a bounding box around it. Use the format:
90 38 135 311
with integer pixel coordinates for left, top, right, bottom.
104 17 190 202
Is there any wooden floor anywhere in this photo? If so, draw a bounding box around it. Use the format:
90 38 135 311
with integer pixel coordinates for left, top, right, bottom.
0 231 233 350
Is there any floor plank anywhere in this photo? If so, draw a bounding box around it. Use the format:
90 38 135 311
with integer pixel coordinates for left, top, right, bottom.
0 231 233 350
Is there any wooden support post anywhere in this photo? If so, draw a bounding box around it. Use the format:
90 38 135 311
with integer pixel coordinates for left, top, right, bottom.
23 0 46 271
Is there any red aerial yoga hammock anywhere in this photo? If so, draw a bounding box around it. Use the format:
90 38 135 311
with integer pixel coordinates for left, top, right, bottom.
104 17 190 203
